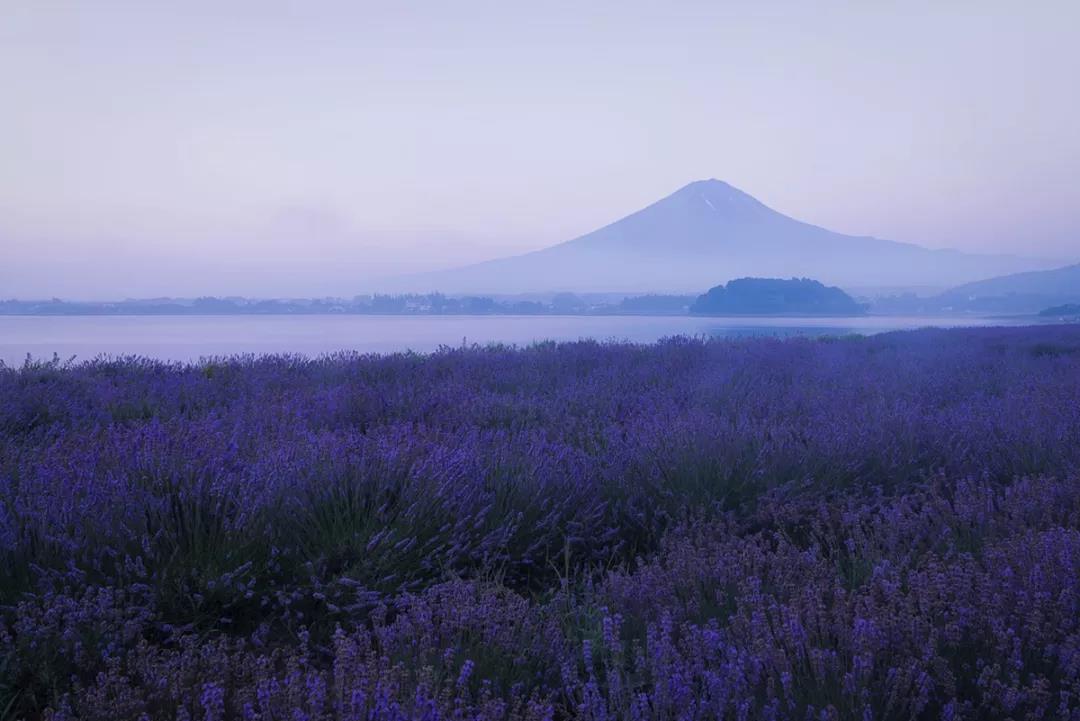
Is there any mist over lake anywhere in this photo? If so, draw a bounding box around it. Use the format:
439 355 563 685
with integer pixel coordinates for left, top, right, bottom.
0 314 1021 366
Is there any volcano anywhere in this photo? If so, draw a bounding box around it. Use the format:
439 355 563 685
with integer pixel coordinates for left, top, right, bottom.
396 179 1055 293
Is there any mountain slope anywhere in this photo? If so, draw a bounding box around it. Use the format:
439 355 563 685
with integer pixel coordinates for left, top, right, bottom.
394 180 1057 293
940 263 1080 299
934 263 1080 313
869 263 1080 315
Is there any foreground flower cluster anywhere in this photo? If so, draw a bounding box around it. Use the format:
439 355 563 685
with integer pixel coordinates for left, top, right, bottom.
2 326 1080 720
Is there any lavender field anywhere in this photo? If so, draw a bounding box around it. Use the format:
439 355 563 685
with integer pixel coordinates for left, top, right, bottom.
3 325 1080 721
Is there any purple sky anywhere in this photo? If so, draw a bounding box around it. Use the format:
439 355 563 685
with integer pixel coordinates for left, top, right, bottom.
2 1 1077 298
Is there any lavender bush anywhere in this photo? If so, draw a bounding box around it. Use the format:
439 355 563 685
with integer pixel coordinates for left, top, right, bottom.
2 325 1079 720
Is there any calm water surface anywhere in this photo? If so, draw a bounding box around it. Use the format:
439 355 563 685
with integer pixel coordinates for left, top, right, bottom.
0 315 1022 366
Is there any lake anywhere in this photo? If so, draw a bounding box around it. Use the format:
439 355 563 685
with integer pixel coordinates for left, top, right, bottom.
0 314 1025 366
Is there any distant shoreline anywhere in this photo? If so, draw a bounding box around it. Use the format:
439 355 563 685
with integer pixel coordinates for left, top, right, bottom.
0 314 1051 368
0 309 1045 320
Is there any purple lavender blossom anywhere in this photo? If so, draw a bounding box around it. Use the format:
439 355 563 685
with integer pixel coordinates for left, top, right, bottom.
3 326 1080 719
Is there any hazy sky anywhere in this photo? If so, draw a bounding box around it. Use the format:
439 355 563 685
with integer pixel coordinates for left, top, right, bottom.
2 1 1078 298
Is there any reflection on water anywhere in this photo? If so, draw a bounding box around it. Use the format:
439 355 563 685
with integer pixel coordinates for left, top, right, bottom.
0 314 1023 365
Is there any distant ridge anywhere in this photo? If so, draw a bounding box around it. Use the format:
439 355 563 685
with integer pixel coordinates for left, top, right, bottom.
935 263 1080 313
868 262 1080 315
390 180 1057 293
940 263 1080 300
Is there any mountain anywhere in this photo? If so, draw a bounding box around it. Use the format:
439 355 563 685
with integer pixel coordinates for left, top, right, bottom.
941 263 1080 300
868 263 1080 315
393 180 1058 294
934 263 1080 314
1040 304 1080 318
